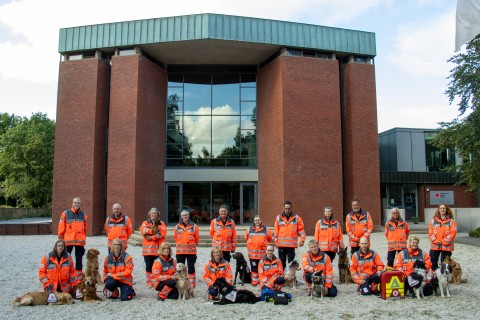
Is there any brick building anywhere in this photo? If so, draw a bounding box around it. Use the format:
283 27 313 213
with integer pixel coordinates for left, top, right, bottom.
52 14 380 235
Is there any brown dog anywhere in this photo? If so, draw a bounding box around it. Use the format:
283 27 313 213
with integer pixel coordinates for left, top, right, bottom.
85 248 102 284
80 275 105 302
444 256 467 284
176 263 194 300
12 291 74 306
338 247 353 284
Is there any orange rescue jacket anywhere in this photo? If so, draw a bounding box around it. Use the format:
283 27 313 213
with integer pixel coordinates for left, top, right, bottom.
245 225 272 260
203 258 233 288
274 213 306 248
102 252 134 286
151 255 176 288
38 251 77 292
349 249 385 285
345 210 373 248
258 255 283 289
174 221 200 255
58 208 87 247
429 215 457 252
394 246 432 277
105 213 133 249
302 251 334 288
210 217 237 252
314 218 345 252
385 218 410 251
140 219 167 256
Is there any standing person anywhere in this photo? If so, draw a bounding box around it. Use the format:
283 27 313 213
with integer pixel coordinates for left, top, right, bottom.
302 240 337 297
105 203 133 252
350 237 385 295
203 247 233 300
274 200 306 270
152 242 179 301
345 199 373 256
210 205 237 262
140 207 167 287
429 203 457 270
102 238 136 301
174 210 200 288
58 196 87 281
258 244 285 290
314 207 345 263
384 207 410 268
245 215 272 286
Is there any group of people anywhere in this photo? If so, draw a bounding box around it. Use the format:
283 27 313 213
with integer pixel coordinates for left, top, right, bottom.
38 197 458 301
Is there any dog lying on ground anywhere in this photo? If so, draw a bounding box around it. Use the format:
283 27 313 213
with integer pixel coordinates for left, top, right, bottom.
212 277 260 305
410 260 428 299
284 260 301 290
338 247 353 284
85 248 102 284
232 252 251 286
80 275 104 302
444 256 467 284
176 263 194 300
311 271 325 299
436 260 453 298
12 291 74 306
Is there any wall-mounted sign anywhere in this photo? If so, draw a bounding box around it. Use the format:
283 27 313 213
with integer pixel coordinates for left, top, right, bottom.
429 191 454 205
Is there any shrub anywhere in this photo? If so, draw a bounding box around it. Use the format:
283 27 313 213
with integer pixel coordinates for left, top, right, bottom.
469 227 480 238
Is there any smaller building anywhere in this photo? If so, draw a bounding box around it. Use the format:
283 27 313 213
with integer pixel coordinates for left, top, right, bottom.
379 127 477 223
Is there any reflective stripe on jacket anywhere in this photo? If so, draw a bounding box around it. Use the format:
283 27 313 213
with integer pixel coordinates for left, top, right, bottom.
245 225 272 260
209 217 237 252
174 221 199 255
345 210 373 248
429 216 457 252
314 219 345 252
203 258 233 288
385 218 410 251
394 247 432 276
102 252 134 286
349 249 385 284
105 213 133 249
258 255 283 289
58 208 87 246
38 251 77 292
140 219 167 256
274 213 306 248
301 251 333 288
152 255 176 288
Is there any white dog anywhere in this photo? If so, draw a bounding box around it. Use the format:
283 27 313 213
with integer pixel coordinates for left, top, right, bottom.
409 260 428 299
436 261 452 298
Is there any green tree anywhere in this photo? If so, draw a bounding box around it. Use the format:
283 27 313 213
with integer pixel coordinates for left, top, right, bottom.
0 113 55 207
433 35 480 190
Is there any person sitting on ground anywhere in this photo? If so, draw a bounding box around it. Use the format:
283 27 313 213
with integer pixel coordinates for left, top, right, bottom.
302 239 337 297
152 242 179 301
203 247 233 300
102 238 136 301
350 237 385 295
258 244 285 290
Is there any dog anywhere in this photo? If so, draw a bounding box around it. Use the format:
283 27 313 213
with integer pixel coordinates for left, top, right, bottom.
284 260 301 290
80 275 104 302
12 291 74 306
436 260 453 298
85 248 102 284
176 263 194 300
211 277 260 305
410 260 428 299
311 271 325 299
338 247 353 284
232 252 251 286
444 256 467 284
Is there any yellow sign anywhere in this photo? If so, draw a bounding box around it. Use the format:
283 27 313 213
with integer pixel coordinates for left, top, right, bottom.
385 276 404 298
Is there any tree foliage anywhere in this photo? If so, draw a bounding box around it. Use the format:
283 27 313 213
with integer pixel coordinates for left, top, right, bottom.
0 113 55 207
433 35 480 191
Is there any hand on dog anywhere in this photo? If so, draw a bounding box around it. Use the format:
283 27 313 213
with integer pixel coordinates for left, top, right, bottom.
299 241 304 247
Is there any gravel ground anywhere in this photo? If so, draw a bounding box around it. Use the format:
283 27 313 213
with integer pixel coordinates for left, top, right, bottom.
1 232 479 320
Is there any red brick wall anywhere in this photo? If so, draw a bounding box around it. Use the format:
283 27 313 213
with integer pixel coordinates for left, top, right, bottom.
342 62 381 227
52 58 109 236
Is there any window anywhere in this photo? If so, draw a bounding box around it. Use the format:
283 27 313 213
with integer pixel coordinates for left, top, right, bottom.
425 132 455 172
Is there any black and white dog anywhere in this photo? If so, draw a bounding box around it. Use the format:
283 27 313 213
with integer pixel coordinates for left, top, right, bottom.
409 260 428 299
232 252 252 286
436 260 453 298
212 278 260 305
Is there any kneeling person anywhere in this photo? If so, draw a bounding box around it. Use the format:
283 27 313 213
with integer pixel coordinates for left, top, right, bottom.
203 247 233 300
350 237 385 295
152 242 179 301
302 240 337 297
103 238 135 301
258 244 285 290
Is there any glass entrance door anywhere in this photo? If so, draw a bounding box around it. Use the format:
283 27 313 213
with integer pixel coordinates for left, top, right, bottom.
241 183 257 224
166 184 181 223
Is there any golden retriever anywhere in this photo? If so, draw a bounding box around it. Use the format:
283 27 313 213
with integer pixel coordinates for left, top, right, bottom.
85 248 102 284
12 291 74 306
80 275 104 302
176 263 194 300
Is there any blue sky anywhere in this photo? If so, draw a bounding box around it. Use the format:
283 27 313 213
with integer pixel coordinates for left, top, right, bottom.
0 0 462 133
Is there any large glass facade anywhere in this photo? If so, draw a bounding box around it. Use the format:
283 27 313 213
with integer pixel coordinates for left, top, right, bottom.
166 67 257 167
425 132 455 172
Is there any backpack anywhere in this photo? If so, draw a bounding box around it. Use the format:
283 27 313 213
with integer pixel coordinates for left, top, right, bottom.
273 290 289 305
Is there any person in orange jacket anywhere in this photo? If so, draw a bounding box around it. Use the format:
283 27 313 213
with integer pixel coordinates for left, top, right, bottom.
395 235 433 296
210 205 237 262
174 210 200 288
38 240 80 297
258 244 285 290
350 237 385 295
152 242 179 301
314 207 345 263
302 239 337 297
140 207 167 287
58 197 87 281
384 207 410 268
203 247 233 300
429 203 457 270
105 203 133 251
345 199 373 256
102 238 135 301
274 200 306 269
245 215 272 286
